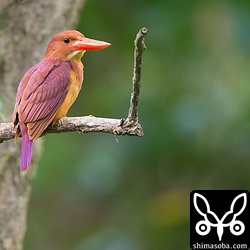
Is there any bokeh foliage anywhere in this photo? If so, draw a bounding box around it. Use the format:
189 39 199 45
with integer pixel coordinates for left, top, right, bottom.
24 1 250 249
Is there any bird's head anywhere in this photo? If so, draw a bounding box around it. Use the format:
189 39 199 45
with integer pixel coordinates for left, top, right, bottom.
44 30 111 60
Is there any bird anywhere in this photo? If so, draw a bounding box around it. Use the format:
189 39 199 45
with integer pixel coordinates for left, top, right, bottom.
13 30 110 171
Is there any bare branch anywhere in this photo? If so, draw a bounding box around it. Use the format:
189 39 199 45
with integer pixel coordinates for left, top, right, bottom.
0 116 143 143
0 27 147 143
46 116 143 137
127 27 148 122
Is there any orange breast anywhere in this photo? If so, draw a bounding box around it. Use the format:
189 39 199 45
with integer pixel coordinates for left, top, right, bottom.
53 61 83 123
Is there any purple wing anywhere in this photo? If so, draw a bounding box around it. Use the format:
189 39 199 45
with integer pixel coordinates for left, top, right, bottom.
14 59 72 141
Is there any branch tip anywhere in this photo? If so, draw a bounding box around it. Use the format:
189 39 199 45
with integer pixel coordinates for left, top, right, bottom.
141 27 148 34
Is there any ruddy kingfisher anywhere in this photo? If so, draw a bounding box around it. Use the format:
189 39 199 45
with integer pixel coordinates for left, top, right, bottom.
13 30 110 171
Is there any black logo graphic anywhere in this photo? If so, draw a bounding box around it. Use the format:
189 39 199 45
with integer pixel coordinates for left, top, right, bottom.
190 190 250 250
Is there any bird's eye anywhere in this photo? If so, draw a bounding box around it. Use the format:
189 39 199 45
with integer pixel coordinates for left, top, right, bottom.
63 38 70 43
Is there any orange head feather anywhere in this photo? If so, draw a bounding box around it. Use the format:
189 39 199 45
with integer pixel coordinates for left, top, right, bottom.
44 30 111 60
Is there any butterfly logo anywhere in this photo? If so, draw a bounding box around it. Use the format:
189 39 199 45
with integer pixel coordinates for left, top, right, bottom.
193 193 247 241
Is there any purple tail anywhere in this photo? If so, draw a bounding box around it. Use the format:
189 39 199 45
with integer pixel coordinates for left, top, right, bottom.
20 124 33 171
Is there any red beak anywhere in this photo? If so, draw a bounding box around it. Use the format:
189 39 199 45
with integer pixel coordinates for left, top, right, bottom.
72 37 111 51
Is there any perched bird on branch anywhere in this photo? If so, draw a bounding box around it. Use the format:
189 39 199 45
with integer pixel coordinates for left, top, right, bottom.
13 30 110 171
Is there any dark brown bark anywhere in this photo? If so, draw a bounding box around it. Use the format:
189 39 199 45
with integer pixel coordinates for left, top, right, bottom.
0 1 84 249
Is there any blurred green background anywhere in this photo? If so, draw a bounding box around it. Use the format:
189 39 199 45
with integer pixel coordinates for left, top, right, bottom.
24 1 250 249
